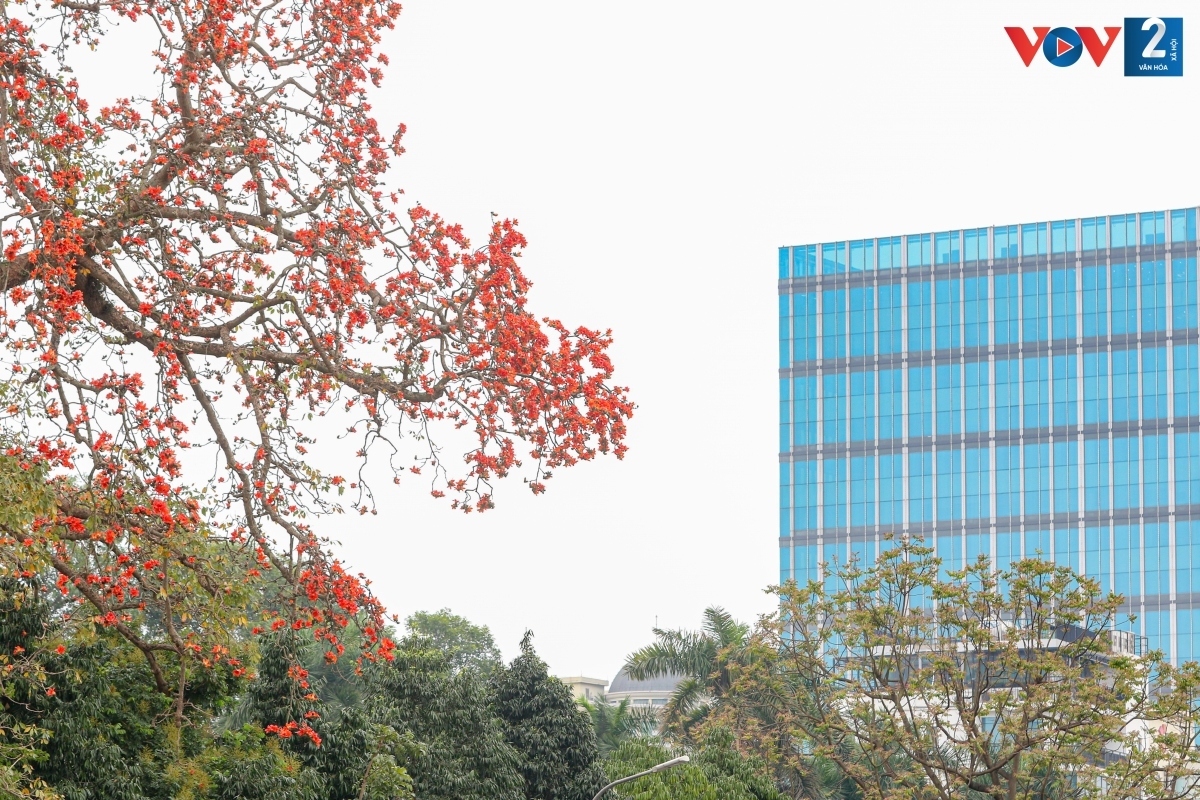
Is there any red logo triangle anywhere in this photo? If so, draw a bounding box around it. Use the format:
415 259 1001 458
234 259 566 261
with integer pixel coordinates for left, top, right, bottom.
1057 37 1074 56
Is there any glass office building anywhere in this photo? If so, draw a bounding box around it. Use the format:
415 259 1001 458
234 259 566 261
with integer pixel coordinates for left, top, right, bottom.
779 207 1200 663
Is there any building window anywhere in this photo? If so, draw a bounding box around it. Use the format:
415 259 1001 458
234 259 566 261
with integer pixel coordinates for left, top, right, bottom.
1113 524 1140 597
1021 222 1048 257
909 451 933 523
1052 355 1078 427
822 289 846 359
1143 435 1169 509
850 455 875 526
1110 214 1137 248
908 367 933 437
1050 219 1076 254
1175 345 1200 418
1024 443 1050 515
995 225 1018 258
1140 211 1166 246
935 279 960 350
935 231 961 265
1112 349 1140 422
1084 438 1110 511
878 237 902 270
1082 216 1107 250
963 276 989 347
1141 260 1168 332
1111 263 1138 335
878 283 903 354
823 458 847 528
849 239 874 272
937 449 963 521
965 447 990 519
964 361 989 433
1053 441 1079 514
1113 437 1140 509
908 233 931 268
1172 208 1197 242
963 228 988 262
1085 526 1111 593
936 364 962 435
849 371 874 442
995 359 1020 431
822 242 846 274
1050 268 1076 340
791 376 818 446
878 369 904 441
793 244 818 277
792 292 817 363
1142 347 1168 420
879 453 904 526
1173 257 1198 331
1022 271 1049 342
995 445 1021 518
793 461 818 531
849 287 875 357
1081 265 1108 337
1082 351 1109 424
994 274 1019 344
908 282 932 352
822 373 848 444
1022 357 1050 430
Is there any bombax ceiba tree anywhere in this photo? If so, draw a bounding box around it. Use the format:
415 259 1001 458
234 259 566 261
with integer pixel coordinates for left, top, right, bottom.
0 0 631 731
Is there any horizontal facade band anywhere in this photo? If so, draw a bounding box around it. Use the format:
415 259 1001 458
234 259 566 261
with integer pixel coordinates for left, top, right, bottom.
778 241 1200 295
780 328 1200 379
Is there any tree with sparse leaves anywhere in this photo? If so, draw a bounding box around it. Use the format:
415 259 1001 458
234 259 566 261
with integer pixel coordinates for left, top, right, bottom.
720 539 1200 800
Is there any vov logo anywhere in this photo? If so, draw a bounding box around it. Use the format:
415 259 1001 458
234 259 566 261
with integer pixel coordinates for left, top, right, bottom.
1004 26 1122 67
1006 19 1183 75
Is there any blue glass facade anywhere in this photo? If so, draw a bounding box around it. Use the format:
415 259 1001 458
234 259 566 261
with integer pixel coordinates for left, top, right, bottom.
779 207 1200 664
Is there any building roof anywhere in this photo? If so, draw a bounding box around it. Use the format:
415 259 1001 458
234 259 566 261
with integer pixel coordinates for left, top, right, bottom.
608 667 685 694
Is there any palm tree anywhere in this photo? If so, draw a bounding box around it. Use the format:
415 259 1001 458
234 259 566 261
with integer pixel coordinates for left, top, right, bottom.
577 694 659 756
624 606 751 736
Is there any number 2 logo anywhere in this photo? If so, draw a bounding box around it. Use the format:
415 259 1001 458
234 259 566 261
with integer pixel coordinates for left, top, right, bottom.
1124 16 1183 76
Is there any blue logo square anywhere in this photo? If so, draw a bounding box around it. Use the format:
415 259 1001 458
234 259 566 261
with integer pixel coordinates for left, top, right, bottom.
1125 17 1183 76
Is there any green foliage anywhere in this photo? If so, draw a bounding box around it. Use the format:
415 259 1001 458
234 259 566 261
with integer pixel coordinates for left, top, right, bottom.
601 730 783 800
181 726 323 800
404 608 503 676
604 739 716 800
491 632 605 800
368 646 524 800
689 728 784 800
578 695 658 756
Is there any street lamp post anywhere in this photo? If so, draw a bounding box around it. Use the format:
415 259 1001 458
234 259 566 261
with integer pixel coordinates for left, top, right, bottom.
590 755 690 800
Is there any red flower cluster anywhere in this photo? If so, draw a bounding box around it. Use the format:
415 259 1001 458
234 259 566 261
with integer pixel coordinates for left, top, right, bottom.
1 0 631 746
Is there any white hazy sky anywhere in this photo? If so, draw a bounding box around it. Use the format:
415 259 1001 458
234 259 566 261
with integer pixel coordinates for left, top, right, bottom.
77 1 1199 683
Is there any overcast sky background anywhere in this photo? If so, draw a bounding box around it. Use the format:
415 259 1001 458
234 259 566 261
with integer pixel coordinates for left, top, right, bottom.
76 1 1200 683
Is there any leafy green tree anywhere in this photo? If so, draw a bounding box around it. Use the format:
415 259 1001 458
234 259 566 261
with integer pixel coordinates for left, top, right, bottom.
625 607 751 735
601 729 783 800
244 631 413 800
369 645 525 800
491 632 605 800
578 695 658 756
404 609 503 677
